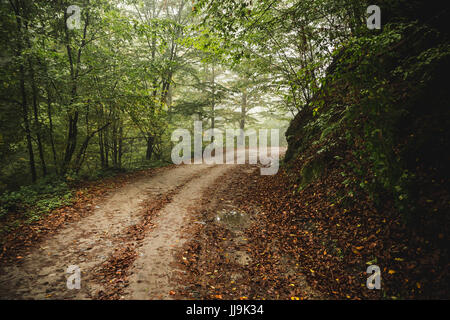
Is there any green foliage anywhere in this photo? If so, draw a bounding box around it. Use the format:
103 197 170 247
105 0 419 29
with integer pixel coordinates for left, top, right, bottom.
288 13 449 217
336 23 448 214
1 0 447 228
0 176 73 221
298 158 326 191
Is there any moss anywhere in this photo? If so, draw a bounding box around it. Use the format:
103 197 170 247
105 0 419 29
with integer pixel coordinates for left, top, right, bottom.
298 158 326 190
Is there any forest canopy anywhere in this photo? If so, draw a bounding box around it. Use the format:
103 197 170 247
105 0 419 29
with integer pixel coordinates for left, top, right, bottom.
0 0 291 192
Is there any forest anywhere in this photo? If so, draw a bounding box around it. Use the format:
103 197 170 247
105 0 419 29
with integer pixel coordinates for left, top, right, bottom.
0 0 448 301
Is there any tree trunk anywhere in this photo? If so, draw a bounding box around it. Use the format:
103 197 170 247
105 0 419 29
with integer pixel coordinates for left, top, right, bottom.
240 91 247 130
99 129 105 168
20 64 36 183
61 111 79 173
112 120 118 167
104 126 110 168
12 3 36 182
211 63 215 142
118 126 123 168
61 11 89 174
46 88 58 173
74 123 111 173
146 136 154 160
28 57 47 176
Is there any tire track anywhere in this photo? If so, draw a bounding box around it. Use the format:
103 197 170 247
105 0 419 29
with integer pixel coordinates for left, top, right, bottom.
0 164 214 299
124 164 236 300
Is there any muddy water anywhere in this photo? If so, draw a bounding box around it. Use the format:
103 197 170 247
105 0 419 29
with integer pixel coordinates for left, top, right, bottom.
215 209 251 232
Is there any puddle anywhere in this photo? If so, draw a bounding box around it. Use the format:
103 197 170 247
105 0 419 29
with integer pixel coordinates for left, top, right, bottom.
215 209 250 231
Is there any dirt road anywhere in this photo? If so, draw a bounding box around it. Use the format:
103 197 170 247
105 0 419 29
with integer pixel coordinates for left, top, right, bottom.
0 163 237 299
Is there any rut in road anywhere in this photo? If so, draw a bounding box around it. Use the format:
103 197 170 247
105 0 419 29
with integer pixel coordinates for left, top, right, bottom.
0 164 220 299
124 164 235 299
